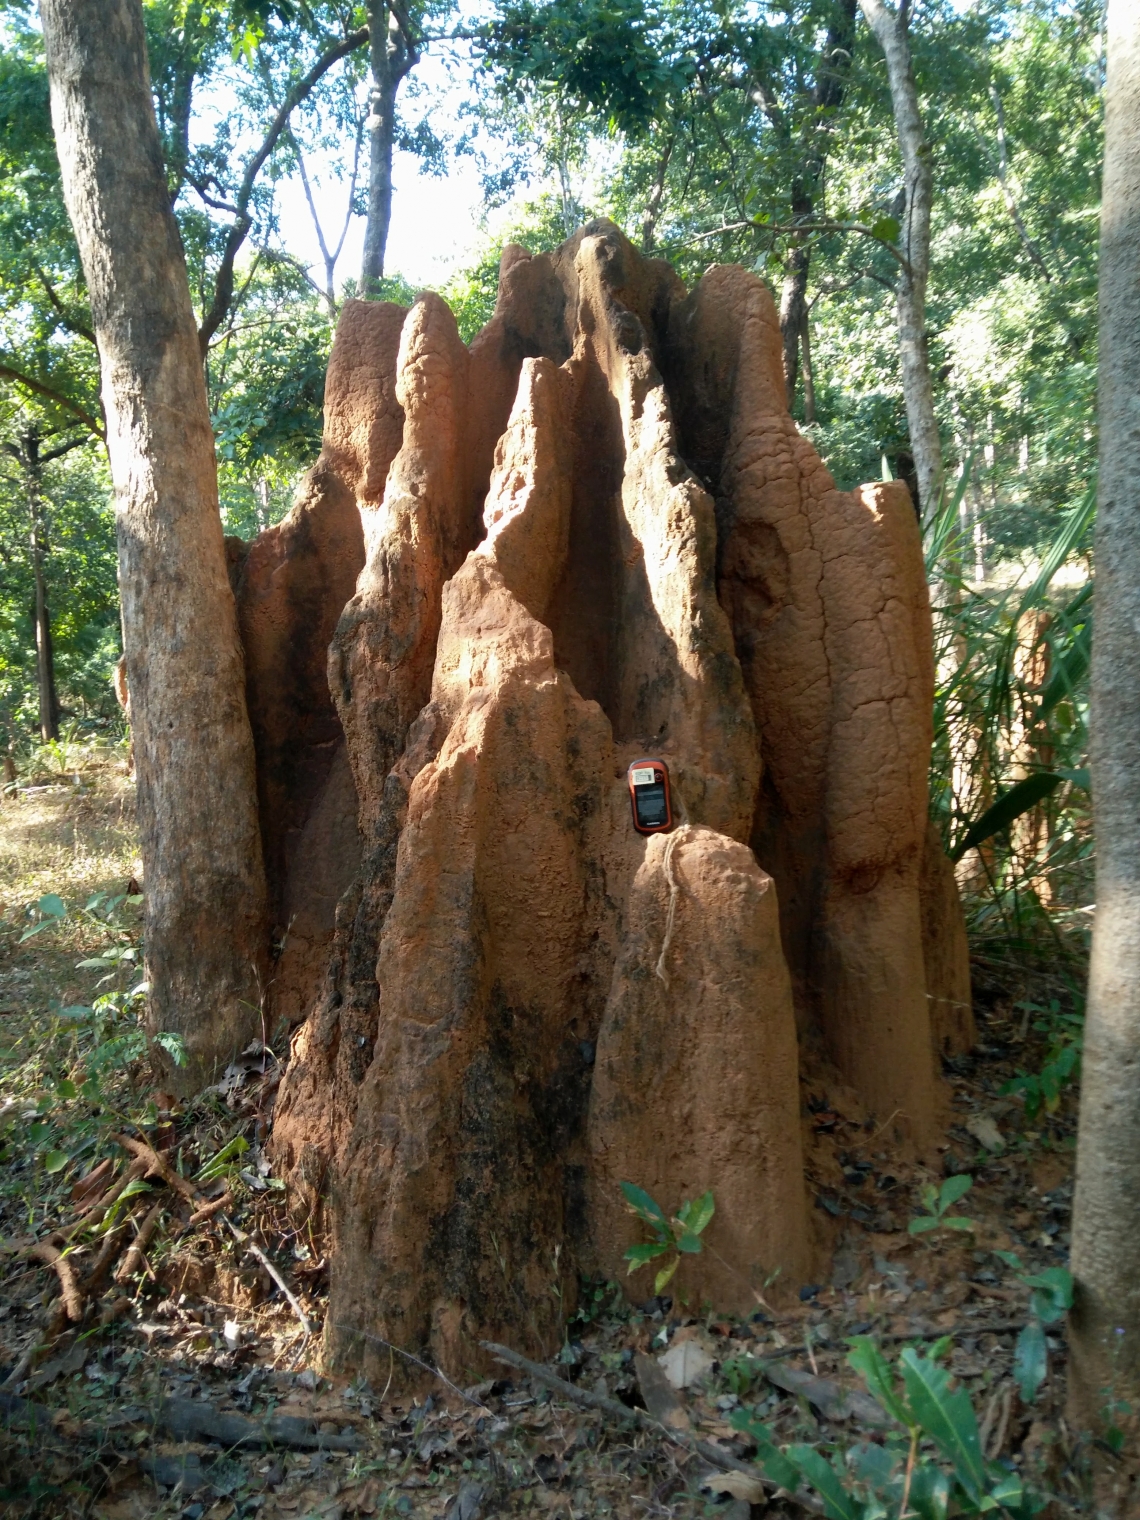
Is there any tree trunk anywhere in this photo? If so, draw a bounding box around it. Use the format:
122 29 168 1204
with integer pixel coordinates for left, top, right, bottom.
779 219 811 411
360 0 414 295
1068 0 1140 1439
40 0 269 1088
22 431 60 744
859 0 944 520
800 310 817 426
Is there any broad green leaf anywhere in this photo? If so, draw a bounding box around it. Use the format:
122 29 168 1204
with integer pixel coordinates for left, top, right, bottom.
675 1189 714 1236
38 894 66 918
870 214 900 243
908 1463 951 1520
654 1256 679 1294
43 1149 69 1173
1023 1267 1073 1321
730 1410 801 1491
1013 1320 1048 1403
908 1216 941 1235
899 1347 987 1505
676 1231 703 1254
198 1134 250 1182
986 1467 1025 1509
75 956 112 970
942 1216 977 1231
620 1180 669 1229
847 1337 911 1428
55 1079 77 1100
625 1241 669 1272
787 1444 861 1520
939 1173 973 1209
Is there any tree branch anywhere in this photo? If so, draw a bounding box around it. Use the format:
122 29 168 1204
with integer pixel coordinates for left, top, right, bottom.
689 217 913 275
197 25 370 354
32 264 97 345
0 362 104 440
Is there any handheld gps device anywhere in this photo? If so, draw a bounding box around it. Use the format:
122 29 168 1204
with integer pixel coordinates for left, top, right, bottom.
628 758 673 835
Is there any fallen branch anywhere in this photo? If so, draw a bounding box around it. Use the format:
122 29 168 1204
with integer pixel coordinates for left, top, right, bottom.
65 1155 148 1239
111 1133 199 1203
182 1189 233 1232
223 1215 312 1338
84 1218 131 1296
30 1240 83 1323
115 1198 166 1284
481 1341 825 1517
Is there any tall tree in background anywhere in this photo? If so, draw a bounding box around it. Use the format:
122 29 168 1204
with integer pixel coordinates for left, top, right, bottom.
858 0 944 518
39 0 268 1086
360 0 420 291
1068 0 1140 1439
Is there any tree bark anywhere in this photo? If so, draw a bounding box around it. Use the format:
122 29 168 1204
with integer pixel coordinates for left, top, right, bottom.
1068 0 1140 1438
40 0 269 1087
360 0 416 294
859 0 944 520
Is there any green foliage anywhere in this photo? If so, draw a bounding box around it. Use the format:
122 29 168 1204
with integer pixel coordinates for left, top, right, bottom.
993 1251 1073 1402
620 1180 714 1296
908 1172 977 1238
732 1337 1047 1518
1002 998 1084 1122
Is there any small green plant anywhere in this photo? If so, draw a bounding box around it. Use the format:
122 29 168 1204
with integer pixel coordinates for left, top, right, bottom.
18 892 67 941
1003 1000 1083 1123
732 1336 1046 1518
620 1181 714 1295
993 1252 1073 1402
908 1172 976 1238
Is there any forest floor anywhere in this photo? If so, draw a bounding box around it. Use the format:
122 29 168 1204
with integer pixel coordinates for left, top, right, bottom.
0 753 1109 1519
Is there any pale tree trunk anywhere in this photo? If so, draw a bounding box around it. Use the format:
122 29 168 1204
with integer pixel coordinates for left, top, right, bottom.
27 436 60 744
40 0 269 1088
859 0 944 520
1068 0 1140 1441
360 0 417 294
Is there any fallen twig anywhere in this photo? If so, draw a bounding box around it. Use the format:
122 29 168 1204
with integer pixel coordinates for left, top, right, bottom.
30 1239 83 1322
84 1218 131 1296
222 1215 312 1338
482 1341 826 1516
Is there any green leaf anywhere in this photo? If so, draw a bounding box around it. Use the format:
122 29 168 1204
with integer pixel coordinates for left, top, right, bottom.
941 1216 978 1231
786 1444 861 1520
624 1241 669 1272
38 893 66 918
908 1216 941 1235
197 1134 250 1182
654 1256 679 1294
951 774 1066 862
908 1463 951 1520
730 1410 801 1491
939 1173 973 1209
899 1347 987 1505
1022 1267 1073 1322
675 1189 715 1236
1013 1320 1048 1403
620 1180 669 1230
847 1336 911 1428
155 1031 187 1066
870 214 900 244
676 1231 703 1254
55 1078 77 1100
43 1149 69 1173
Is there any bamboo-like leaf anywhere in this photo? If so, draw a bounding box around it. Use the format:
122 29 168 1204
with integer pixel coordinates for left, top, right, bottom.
1013 1320 1048 1403
847 1336 911 1428
951 772 1065 862
620 1180 669 1230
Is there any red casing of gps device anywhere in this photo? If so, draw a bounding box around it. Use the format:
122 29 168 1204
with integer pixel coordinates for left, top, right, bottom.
628 758 673 835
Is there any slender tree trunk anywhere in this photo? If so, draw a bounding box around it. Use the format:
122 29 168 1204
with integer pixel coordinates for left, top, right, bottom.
27 436 60 743
1068 0 1140 1441
859 0 944 520
800 311 817 425
40 0 269 1088
779 211 812 411
360 0 414 294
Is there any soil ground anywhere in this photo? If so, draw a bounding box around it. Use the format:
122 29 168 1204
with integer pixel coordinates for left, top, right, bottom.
0 753 1107 1517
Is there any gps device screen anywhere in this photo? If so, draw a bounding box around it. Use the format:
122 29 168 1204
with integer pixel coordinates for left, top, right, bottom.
628 760 672 834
